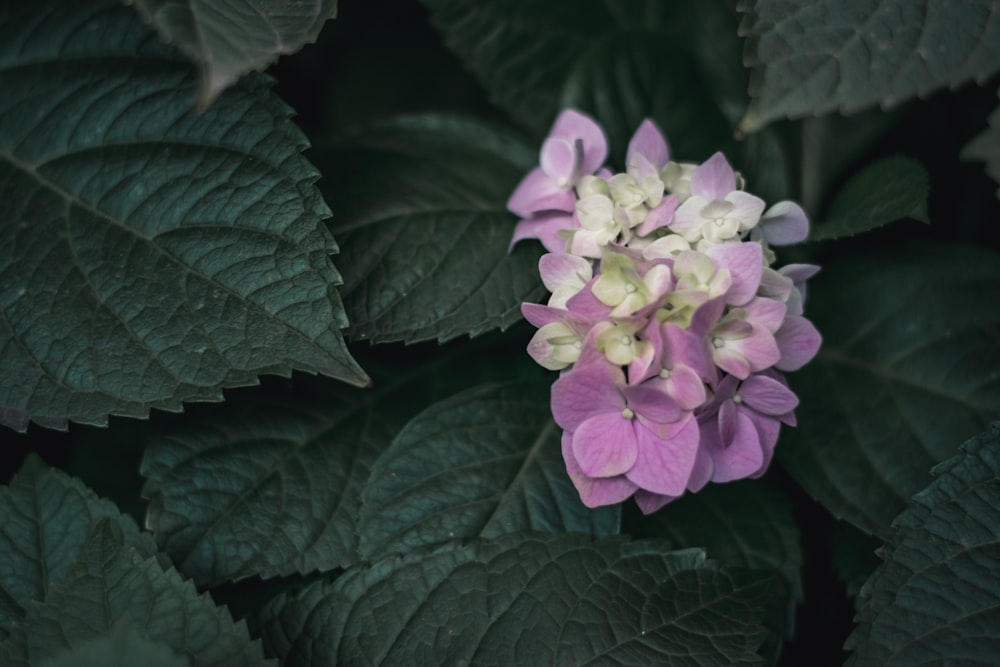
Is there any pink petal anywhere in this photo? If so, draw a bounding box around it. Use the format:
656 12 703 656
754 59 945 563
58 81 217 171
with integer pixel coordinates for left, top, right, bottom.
565 279 612 321
633 490 679 514
725 190 767 225
779 263 821 285
775 315 822 371
625 416 699 495
573 413 640 477
507 167 576 218
686 444 713 493
540 137 579 183
710 410 764 482
689 296 726 337
539 252 592 293
739 374 799 415
627 119 670 169
662 324 713 380
748 411 781 479
718 399 738 447
623 384 680 425
690 152 736 200
549 109 608 175
562 432 638 507
520 302 569 329
742 297 787 333
760 201 809 245
705 241 763 306
551 363 625 432
732 325 781 373
636 194 679 237
668 197 707 239
511 212 576 253
663 365 707 411
712 346 751 379
757 268 794 301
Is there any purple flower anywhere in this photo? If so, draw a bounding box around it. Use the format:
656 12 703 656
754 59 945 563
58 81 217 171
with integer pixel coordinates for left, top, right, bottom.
629 320 713 411
552 355 700 499
509 110 608 250
670 152 766 246
756 201 809 246
698 371 798 482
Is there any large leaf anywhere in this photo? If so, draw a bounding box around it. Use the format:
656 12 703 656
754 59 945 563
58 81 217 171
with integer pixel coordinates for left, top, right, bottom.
738 0 1000 132
315 115 546 344
31 620 188 667
419 0 615 133
560 33 736 164
141 336 539 585
626 479 804 621
127 0 338 106
962 87 1000 198
847 423 1000 665
0 456 156 640
811 156 929 241
358 382 620 560
0 0 367 432
257 534 773 666
778 244 1000 537
5 520 271 666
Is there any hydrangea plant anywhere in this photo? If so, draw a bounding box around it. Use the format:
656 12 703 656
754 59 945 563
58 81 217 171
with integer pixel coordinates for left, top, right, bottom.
512 111 821 512
2 1 1000 665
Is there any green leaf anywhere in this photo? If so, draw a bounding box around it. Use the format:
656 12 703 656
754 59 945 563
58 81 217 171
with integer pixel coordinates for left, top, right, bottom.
0 456 156 640
625 479 804 625
738 0 1000 132
141 337 542 585
315 114 546 344
258 534 773 666
141 383 392 587
777 243 1000 537
0 1 367 432
358 382 620 561
12 521 272 666
962 88 1000 199
419 0 615 134
37 619 188 667
811 156 929 241
127 0 338 107
846 423 1000 665
560 33 736 164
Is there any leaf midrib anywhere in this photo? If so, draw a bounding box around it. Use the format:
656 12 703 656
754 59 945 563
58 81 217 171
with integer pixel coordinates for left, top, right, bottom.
819 347 997 414
0 149 344 385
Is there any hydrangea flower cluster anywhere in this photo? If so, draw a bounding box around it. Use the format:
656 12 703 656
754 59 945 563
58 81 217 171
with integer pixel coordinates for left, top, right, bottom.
510 110 822 514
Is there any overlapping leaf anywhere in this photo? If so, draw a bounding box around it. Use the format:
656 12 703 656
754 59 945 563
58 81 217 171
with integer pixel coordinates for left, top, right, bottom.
777 243 1000 537
962 88 1000 198
4 521 271 666
847 423 1000 665
257 533 773 666
811 156 929 241
128 0 338 106
626 479 804 618
419 0 616 133
560 34 736 164
738 0 1000 131
358 382 619 560
141 337 538 585
0 0 366 432
313 115 546 344
0 456 156 639
24 619 188 667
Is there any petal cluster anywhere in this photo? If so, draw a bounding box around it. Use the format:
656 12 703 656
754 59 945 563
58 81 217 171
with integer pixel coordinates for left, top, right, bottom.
511 110 822 513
